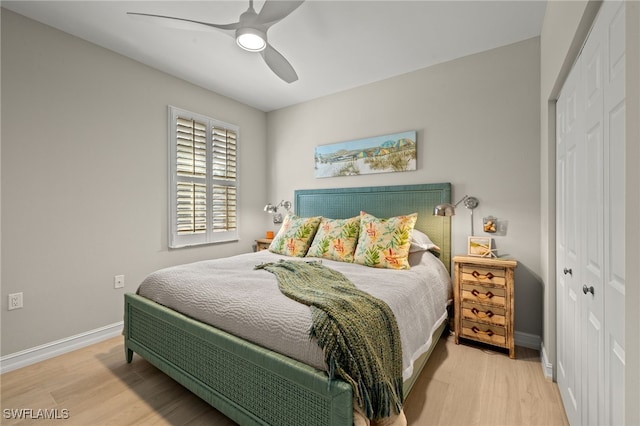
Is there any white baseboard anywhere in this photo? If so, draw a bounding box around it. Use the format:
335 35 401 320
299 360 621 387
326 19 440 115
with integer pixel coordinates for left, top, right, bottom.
0 322 123 374
514 330 541 350
540 341 554 380
515 332 555 380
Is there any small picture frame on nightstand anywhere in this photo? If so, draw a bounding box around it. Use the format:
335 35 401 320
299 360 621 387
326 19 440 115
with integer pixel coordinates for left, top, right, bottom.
468 236 493 257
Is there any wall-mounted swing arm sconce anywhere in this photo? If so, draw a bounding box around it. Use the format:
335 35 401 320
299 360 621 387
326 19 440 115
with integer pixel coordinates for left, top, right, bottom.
433 195 480 235
264 200 292 224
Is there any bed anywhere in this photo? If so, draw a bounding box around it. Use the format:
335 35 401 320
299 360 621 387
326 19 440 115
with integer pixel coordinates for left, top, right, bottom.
124 182 452 425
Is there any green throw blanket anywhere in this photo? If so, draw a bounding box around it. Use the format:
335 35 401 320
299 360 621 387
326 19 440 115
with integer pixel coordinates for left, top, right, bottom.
254 260 403 419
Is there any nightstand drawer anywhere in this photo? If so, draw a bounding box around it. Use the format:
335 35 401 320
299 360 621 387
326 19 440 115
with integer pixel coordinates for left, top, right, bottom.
255 238 273 252
461 284 506 306
461 320 506 346
461 302 506 326
461 265 506 286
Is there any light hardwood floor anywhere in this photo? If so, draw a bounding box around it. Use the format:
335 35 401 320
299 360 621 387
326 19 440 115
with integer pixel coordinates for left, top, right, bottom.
1 333 568 425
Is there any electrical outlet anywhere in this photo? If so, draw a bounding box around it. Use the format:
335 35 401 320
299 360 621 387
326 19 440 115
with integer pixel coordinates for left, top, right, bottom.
114 275 125 289
8 293 23 310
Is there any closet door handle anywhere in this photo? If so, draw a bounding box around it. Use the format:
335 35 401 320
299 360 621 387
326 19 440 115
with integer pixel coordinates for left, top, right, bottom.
582 285 595 295
563 267 573 276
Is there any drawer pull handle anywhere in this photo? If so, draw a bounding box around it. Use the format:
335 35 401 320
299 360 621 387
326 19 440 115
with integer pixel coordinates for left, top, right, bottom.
471 289 494 299
471 307 494 318
471 326 495 337
471 270 495 280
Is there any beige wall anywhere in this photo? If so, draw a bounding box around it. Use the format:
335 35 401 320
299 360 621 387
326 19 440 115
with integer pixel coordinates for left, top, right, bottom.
1 10 268 355
540 1 640 423
267 38 543 340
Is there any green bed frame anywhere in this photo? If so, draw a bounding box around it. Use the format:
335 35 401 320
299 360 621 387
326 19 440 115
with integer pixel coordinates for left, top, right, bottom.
124 183 451 425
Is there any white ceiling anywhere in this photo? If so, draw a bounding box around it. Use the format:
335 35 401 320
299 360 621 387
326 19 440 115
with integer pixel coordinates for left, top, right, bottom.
2 0 547 112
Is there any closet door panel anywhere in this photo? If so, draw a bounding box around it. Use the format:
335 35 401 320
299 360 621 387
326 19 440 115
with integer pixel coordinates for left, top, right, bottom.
556 61 582 426
603 1 626 424
582 18 606 424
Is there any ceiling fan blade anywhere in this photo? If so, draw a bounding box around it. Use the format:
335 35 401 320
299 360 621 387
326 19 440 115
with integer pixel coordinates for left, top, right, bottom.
256 0 305 26
127 12 240 32
261 44 298 83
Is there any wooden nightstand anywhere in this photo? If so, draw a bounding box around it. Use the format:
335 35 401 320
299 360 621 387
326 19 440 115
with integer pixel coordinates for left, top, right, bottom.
255 238 273 252
453 255 518 358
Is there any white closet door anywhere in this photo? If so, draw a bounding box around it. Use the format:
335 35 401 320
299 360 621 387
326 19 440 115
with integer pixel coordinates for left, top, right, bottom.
556 2 626 424
581 8 606 424
602 2 626 424
556 56 583 426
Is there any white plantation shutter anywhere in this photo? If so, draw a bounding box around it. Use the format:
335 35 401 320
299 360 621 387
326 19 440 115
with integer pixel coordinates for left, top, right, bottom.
176 182 207 234
211 126 237 239
212 126 237 180
176 118 207 177
212 185 237 232
169 106 239 248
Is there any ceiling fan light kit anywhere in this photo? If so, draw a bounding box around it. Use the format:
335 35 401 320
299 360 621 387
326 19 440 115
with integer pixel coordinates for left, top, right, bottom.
236 27 267 52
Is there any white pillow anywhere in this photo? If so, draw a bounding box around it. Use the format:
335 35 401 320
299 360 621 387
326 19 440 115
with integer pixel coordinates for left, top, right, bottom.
409 229 441 253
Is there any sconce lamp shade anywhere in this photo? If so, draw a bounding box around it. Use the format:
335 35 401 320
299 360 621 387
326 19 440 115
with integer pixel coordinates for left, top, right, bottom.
264 200 292 224
433 195 480 235
433 203 456 216
433 195 479 217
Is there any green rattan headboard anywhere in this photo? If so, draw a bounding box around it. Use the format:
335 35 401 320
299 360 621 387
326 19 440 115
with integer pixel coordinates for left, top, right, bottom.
294 183 452 272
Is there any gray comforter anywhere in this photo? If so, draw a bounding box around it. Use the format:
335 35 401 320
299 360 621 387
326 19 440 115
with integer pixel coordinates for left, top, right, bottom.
137 250 451 381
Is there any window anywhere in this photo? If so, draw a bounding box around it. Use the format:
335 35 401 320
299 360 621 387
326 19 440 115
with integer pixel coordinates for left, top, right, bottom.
168 106 238 248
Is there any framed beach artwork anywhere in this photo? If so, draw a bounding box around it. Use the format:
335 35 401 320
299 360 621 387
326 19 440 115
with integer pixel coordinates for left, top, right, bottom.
468 236 493 257
314 130 417 178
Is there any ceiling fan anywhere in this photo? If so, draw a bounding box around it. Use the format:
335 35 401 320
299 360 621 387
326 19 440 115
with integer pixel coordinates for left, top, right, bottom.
127 0 304 83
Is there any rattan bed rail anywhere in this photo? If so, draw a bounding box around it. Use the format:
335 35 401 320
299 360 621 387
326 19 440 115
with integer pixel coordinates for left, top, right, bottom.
125 293 353 425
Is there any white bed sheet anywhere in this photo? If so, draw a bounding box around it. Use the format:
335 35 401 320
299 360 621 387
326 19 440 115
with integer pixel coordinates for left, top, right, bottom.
137 250 452 381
